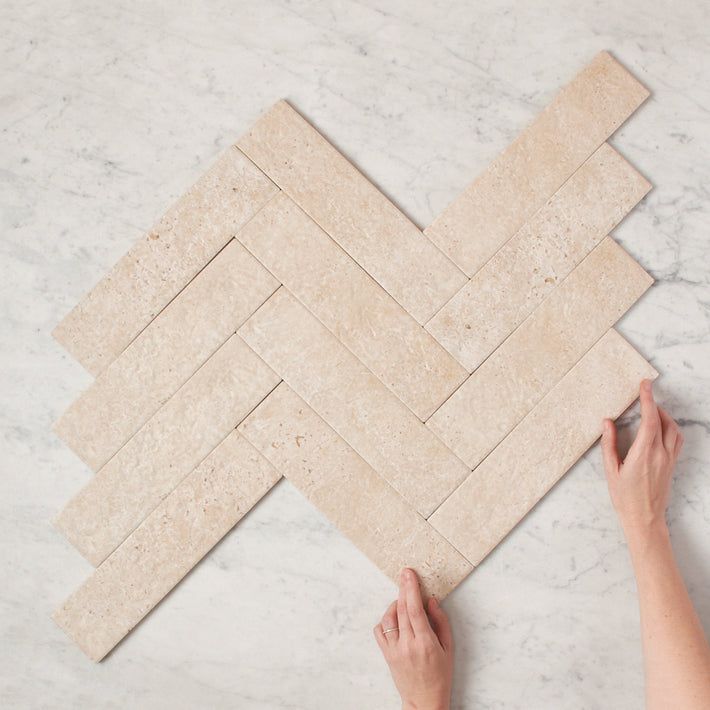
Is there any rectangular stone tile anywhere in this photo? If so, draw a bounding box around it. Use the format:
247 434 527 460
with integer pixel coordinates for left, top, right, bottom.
54 240 279 471
239 383 473 599
238 289 470 517
429 330 658 565
53 147 278 375
53 431 281 662
426 143 651 370
54 335 280 566
427 237 653 469
237 192 467 420
424 51 649 276
237 100 466 324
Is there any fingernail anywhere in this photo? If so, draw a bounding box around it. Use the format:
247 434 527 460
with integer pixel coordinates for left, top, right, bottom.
643 379 652 392
431 596 439 608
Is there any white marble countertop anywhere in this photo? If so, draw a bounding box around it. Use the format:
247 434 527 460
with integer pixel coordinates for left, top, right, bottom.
1 1 708 708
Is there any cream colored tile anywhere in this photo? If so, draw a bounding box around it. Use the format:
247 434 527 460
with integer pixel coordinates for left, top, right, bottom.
428 237 653 468
425 52 649 276
52 147 278 375
429 330 657 565
55 335 280 566
426 143 651 370
237 193 467 420
53 432 281 662
55 241 279 471
239 383 472 599
238 289 470 517
237 101 466 324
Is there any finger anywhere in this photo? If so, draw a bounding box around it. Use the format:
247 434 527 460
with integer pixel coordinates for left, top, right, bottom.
658 407 679 453
380 600 397 628
427 597 453 652
601 418 620 477
380 600 399 643
373 623 387 652
627 380 661 460
396 570 413 639
637 379 661 445
403 568 430 636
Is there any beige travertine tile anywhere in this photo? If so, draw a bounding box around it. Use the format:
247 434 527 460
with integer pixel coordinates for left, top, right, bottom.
55 241 279 471
53 431 281 662
237 193 467 420
52 147 278 375
237 100 467 324
424 52 649 276
426 143 651 370
239 383 473 599
238 289 470 517
429 330 657 565
55 335 280 566
427 237 653 468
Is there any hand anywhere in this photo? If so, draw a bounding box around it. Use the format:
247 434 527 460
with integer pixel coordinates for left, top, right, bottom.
373 568 454 710
601 379 683 544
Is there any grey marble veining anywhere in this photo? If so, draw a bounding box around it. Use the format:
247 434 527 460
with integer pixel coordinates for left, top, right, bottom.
1 0 708 708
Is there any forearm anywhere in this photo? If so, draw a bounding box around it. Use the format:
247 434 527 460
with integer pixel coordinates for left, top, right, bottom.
626 524 710 710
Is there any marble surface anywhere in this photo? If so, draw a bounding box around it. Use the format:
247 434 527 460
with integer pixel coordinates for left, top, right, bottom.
1 0 708 708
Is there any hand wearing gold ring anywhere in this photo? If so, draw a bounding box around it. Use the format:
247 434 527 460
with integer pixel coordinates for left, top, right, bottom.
374 568 453 710
371 382 710 709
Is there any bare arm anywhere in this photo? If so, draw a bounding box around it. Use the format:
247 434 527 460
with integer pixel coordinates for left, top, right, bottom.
602 379 710 710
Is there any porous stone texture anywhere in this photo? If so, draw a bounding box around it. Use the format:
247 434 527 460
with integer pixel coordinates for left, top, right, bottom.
238 288 471 517
54 240 279 470
425 142 651 371
54 335 279 566
237 100 467 324
237 192 467 420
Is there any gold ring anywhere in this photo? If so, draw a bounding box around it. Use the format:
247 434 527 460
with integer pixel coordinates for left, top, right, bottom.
383 627 399 635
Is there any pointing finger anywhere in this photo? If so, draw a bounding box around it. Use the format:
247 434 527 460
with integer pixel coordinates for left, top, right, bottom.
396 570 413 639
403 568 430 636
637 379 660 445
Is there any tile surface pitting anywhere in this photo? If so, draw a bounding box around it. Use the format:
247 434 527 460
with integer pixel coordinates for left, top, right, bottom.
52 52 654 660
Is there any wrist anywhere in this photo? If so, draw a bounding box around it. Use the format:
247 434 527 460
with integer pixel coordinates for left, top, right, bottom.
623 519 670 558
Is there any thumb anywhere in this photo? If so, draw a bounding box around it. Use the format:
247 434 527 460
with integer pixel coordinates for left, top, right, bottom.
427 597 453 652
601 418 620 478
